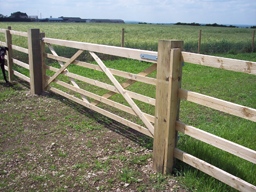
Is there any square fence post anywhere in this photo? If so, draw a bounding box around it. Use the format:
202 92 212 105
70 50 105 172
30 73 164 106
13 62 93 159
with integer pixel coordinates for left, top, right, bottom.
40 32 46 91
28 29 43 95
5 26 13 82
153 40 183 174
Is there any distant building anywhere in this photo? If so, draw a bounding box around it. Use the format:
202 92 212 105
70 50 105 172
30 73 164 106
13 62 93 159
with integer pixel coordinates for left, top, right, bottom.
57 17 124 23
40 18 63 22
9 11 28 19
59 17 83 22
29 16 38 20
87 19 124 23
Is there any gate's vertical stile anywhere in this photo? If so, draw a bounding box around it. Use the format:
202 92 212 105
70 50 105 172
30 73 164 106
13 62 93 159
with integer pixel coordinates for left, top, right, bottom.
153 40 183 174
28 29 43 95
5 26 13 82
40 32 46 91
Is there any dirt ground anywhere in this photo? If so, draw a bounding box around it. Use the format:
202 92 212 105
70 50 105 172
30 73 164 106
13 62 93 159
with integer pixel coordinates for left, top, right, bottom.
0 80 189 191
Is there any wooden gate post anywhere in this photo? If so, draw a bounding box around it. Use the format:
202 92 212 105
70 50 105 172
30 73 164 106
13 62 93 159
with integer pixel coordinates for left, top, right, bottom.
198 30 201 53
121 28 125 47
153 40 183 174
252 30 255 53
5 26 13 82
40 32 46 91
28 29 43 95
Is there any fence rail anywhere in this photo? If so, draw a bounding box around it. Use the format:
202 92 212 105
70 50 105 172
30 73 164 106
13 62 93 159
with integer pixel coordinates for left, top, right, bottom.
178 88 256 122
182 52 256 75
0 26 256 191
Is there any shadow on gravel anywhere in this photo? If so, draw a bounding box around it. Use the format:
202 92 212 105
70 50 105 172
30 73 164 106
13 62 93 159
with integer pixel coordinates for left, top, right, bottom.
40 88 154 150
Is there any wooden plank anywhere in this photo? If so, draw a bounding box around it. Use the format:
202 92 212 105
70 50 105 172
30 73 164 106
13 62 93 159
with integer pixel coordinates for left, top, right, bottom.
46 53 157 85
0 29 6 33
176 121 256 164
11 44 29 54
48 86 153 138
198 30 201 53
45 65 156 106
91 63 157 106
28 29 43 95
13 70 30 82
4 65 29 82
174 148 256 192
40 32 46 91
43 37 158 63
46 76 155 123
182 52 256 75
10 30 28 37
13 59 29 70
45 49 84 87
0 41 7 47
5 27 13 82
121 28 125 47
252 30 255 53
153 40 183 174
90 51 154 136
46 43 89 103
178 89 256 122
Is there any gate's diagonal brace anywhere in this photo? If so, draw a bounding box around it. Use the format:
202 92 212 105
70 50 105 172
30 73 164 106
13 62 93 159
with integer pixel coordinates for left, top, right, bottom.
90 51 154 136
46 43 89 103
91 63 157 106
45 49 84 88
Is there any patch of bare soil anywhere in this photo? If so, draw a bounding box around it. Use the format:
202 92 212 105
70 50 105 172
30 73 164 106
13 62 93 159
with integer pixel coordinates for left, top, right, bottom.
0 80 189 191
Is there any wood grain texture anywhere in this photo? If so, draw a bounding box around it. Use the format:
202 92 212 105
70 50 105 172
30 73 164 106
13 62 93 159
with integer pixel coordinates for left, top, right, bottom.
153 40 183 174
182 52 256 75
43 37 158 63
178 89 256 122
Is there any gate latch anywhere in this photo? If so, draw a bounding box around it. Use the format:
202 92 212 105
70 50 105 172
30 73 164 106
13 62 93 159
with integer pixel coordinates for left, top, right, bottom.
140 54 158 61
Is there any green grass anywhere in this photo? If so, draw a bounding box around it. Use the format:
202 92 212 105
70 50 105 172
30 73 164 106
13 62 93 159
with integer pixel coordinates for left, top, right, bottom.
0 22 255 56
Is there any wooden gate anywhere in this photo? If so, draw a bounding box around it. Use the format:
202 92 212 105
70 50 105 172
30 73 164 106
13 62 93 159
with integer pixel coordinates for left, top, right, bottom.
42 37 160 138
1 27 256 191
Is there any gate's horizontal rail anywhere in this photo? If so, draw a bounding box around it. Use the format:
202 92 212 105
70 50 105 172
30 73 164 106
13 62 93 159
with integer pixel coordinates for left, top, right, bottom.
45 76 155 123
13 58 29 70
0 41 7 47
9 30 28 37
182 52 256 75
11 44 29 54
4 65 30 82
178 89 256 122
45 65 156 106
43 37 158 63
176 121 256 164
48 86 153 138
174 148 256 192
46 53 157 85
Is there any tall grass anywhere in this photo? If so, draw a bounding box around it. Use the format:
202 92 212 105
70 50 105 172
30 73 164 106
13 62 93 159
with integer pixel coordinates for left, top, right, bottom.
0 22 255 56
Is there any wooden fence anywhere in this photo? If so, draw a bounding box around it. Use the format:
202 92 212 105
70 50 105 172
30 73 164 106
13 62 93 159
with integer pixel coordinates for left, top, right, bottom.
0 27 256 191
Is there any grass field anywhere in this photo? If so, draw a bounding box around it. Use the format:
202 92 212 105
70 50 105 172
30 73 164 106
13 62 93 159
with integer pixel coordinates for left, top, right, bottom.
0 22 255 54
0 23 256 191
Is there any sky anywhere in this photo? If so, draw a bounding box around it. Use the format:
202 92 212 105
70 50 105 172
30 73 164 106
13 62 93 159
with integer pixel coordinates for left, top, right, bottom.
1 0 256 25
